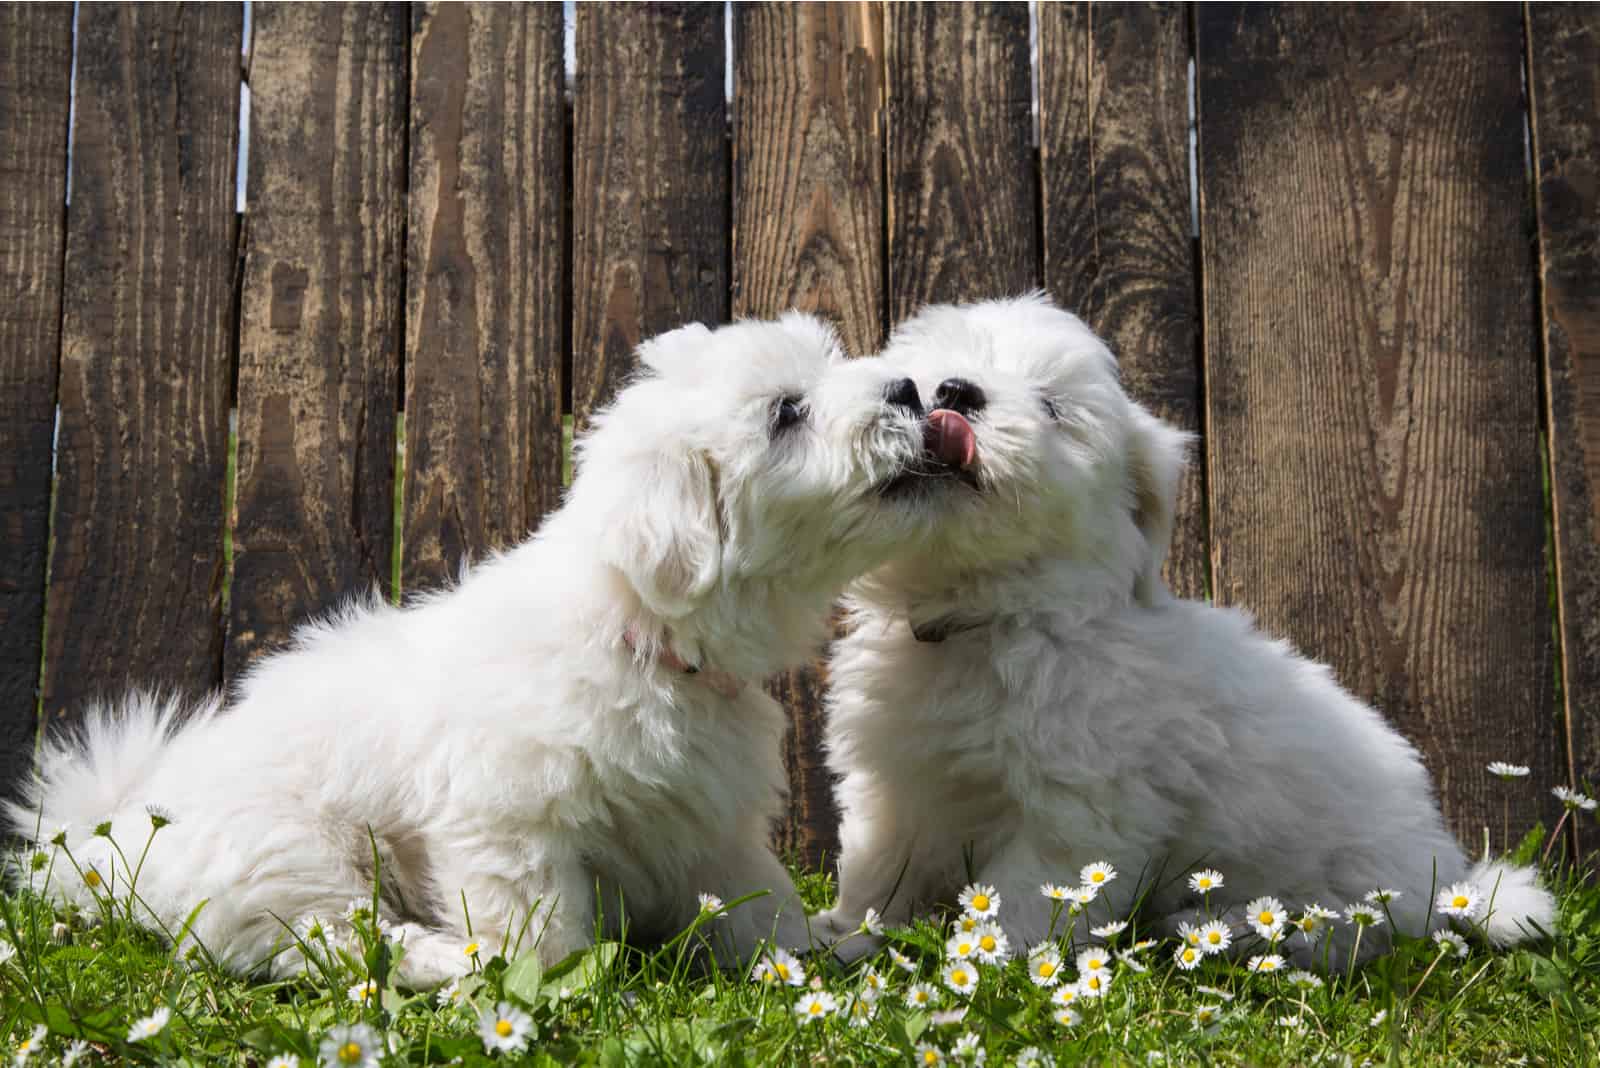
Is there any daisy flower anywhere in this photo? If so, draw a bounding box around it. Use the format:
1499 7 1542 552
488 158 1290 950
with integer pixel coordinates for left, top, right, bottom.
794 991 838 1024
1246 953 1285 974
1090 920 1128 939
904 982 941 1009
915 1043 946 1066
1116 950 1148 973
958 883 1000 919
929 1008 969 1028
1196 984 1235 1001
1436 883 1481 920
462 939 484 959
1173 943 1202 970
1432 928 1469 958
265 1056 300 1068
861 907 884 936
347 979 378 1005
1080 861 1117 888
1293 905 1338 940
1278 1015 1307 1033
845 994 877 1027
1554 786 1597 812
751 946 806 987
1371 1009 1388 1026
1287 969 1324 990
946 932 978 960
1051 984 1081 1009
320 1024 382 1068
1015 1048 1055 1068
128 1007 171 1043
435 978 467 1009
1343 903 1385 928
859 966 889 1000
953 913 981 935
1188 869 1225 894
1067 886 1098 908
1192 1004 1223 1030
1027 945 1063 986
1131 938 1160 953
1197 919 1233 955
952 1032 984 1063
697 892 725 916
1077 969 1113 998
1176 920 1202 948
1053 1007 1081 1027
891 948 918 973
1040 883 1072 901
1488 762 1531 779
942 960 979 997
1245 896 1287 938
478 1002 533 1054
0 941 15 966
972 923 1010 964
294 913 332 942
1365 888 1403 905
62 1040 92 1068
14 1025 47 1063
1075 947 1112 975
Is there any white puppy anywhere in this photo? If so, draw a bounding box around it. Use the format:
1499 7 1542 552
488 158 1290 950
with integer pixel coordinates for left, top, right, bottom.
8 314 937 986
819 294 1553 967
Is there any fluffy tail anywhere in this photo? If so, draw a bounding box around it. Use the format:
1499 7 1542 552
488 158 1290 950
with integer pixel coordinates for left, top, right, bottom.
1468 860 1557 946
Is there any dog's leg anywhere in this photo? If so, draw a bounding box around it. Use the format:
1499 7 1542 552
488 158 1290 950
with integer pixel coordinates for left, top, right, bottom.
815 778 923 949
700 844 812 967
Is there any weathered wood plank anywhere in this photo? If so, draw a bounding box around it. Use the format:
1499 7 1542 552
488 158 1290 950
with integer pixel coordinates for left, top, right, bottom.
228 3 405 678
404 3 565 592
886 1 1037 320
1528 2 1600 848
0 3 73 790
732 1 885 865
1197 4 1560 840
1038 2 1206 600
44 3 239 719
570 2 728 433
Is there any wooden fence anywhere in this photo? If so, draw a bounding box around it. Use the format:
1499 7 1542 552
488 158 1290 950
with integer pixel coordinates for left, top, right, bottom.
2 3 1597 866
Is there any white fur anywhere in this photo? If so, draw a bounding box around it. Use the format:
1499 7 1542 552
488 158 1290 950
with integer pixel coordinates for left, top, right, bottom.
819 294 1555 966
7 314 935 986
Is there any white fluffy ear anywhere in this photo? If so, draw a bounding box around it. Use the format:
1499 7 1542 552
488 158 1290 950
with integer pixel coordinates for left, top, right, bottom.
636 322 714 378
599 448 723 619
1125 404 1189 605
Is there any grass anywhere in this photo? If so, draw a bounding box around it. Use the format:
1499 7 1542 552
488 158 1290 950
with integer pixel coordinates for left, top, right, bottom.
2 822 1597 1067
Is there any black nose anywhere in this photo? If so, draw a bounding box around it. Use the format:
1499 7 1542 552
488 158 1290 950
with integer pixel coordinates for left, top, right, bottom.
883 377 922 412
934 377 986 416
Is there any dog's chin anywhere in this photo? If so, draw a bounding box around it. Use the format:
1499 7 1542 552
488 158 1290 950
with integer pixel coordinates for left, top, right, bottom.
878 460 982 501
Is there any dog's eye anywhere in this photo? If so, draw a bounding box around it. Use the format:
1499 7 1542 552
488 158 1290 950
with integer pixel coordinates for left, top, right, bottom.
772 395 807 434
1041 395 1061 421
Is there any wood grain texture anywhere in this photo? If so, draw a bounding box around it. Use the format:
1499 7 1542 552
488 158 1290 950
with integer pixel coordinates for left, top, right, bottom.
1528 5 1600 831
1197 4 1560 840
732 1 885 865
886 1 1037 320
404 3 565 593
227 3 404 679
1038 2 1205 599
44 3 238 719
570 3 728 433
0 3 72 788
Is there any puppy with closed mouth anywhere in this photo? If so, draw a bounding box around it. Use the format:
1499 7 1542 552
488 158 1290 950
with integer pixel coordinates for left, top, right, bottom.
8 313 944 986
818 293 1553 967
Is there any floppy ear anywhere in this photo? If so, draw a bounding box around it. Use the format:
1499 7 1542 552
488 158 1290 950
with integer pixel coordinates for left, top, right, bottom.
1124 404 1190 606
599 447 723 619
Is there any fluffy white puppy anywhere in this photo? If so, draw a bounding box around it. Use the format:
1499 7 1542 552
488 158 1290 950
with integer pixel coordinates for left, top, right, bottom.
819 294 1554 967
8 314 937 986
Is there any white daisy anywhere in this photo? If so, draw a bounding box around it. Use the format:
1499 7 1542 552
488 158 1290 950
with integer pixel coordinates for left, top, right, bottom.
1277 1014 1307 1033
1195 984 1235 1001
347 979 378 1005
1432 929 1470 958
478 1002 533 1054
1245 896 1287 938
0 941 15 966
461 938 485 959
1053 1007 1081 1027
1370 1009 1388 1026
971 922 1010 964
1173 943 1202 970
697 892 725 916
1343 903 1385 928
751 946 806 987
128 1006 171 1043
1287 969 1324 990
845 994 877 1028
1488 762 1531 779
945 932 978 961
859 966 889 1000
1176 920 1202 948
1040 883 1072 901
794 991 838 1024
62 1040 92 1068
14 1025 47 1063
1188 869 1225 894
942 960 979 997
861 907 884 936
266 1056 301 1068
904 982 940 1009
914 1044 946 1066
929 1007 969 1028
1197 919 1233 955
1067 885 1098 908
1051 983 1081 1009
435 978 466 1009
1293 905 1337 940
1090 920 1128 939
1554 786 1597 812
958 883 1000 919
1075 947 1112 975
1077 969 1113 998
1014 1047 1055 1068
1080 861 1118 888
1192 1004 1223 1030
1028 945 1063 987
1117 949 1149 972
1247 953 1285 973
891 948 918 973
294 913 332 943
953 1032 984 1063
1436 883 1482 920
1131 938 1159 953
1365 888 1403 905
953 913 981 935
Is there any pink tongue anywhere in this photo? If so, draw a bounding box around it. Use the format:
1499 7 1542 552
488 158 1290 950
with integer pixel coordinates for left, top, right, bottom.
926 408 977 468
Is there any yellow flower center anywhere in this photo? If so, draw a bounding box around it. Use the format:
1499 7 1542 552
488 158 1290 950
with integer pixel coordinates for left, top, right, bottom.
1198 878 1212 889
1452 895 1469 909
809 1002 822 1015
1091 873 1105 883
84 869 101 887
1258 911 1275 925
1260 960 1277 971
775 963 790 980
1207 931 1222 944
1186 931 1200 946
1061 990 1076 1003
979 935 997 952
970 894 989 912
1199 1010 1214 1023
464 942 480 956
1182 949 1196 963
952 969 969 985
915 992 928 1003
1086 976 1102 990
960 916 976 932
1037 961 1056 977
495 1018 514 1037
958 941 972 955
338 1042 364 1064
924 1053 940 1066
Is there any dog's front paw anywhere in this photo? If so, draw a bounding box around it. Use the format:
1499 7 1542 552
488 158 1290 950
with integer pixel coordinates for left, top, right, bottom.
811 909 883 964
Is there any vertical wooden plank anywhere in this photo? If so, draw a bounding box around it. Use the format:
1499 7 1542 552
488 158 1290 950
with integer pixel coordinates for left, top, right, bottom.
732 1 885 866
404 4 565 591
886 1 1036 320
1197 5 1560 839
1529 4 1600 849
228 4 405 678
570 3 728 433
1038 3 1206 600
44 3 239 718
0 4 73 790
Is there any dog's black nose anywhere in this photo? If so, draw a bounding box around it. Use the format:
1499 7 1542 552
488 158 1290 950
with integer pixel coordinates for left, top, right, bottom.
934 377 986 416
883 377 922 412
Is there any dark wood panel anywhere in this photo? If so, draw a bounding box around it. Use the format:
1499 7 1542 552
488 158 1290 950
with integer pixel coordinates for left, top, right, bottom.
403 3 565 592
0 3 73 791
732 1 886 866
570 2 728 432
1197 4 1560 840
44 3 239 718
1038 2 1206 600
1528 2 1600 854
886 1 1037 320
228 3 405 678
